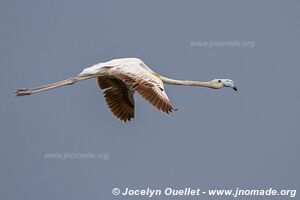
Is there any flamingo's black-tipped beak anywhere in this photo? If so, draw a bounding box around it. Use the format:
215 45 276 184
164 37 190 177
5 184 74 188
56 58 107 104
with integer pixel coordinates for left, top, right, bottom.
233 87 237 91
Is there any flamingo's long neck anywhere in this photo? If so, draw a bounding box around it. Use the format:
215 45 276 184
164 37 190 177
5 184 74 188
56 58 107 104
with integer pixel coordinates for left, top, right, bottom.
159 75 215 88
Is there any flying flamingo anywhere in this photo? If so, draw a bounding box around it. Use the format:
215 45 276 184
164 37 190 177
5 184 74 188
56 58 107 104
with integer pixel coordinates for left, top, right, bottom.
15 58 237 122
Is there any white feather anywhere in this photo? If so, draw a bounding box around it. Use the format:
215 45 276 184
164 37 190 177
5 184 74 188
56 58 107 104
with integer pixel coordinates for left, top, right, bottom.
78 58 145 76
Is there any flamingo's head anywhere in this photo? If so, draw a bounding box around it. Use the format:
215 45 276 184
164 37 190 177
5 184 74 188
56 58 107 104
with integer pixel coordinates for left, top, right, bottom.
211 79 237 91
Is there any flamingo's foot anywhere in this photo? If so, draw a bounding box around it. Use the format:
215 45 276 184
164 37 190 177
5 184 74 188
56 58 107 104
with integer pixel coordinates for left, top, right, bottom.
15 88 32 96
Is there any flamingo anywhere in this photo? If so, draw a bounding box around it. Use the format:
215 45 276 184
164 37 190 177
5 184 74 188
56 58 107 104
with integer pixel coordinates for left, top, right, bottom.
15 58 237 122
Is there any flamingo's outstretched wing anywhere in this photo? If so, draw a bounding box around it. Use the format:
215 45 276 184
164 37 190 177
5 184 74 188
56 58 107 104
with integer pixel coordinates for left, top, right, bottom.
109 64 174 114
97 77 135 122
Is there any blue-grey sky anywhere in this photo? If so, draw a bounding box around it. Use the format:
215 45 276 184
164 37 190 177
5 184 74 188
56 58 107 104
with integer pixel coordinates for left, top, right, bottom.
1 0 299 199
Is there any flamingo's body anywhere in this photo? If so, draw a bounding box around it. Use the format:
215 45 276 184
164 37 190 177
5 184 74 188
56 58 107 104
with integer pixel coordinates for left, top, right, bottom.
16 58 237 122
